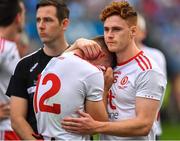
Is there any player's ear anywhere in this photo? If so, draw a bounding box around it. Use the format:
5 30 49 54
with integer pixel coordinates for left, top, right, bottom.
14 13 21 24
62 18 70 31
130 26 137 38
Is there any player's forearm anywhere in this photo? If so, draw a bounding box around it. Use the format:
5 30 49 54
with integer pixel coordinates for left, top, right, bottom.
103 90 108 109
11 117 36 140
95 118 152 137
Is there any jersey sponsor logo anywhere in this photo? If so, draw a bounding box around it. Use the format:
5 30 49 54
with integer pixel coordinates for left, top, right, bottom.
113 71 121 83
30 63 38 72
108 90 118 120
114 71 121 75
108 112 119 120
27 86 36 94
108 90 116 110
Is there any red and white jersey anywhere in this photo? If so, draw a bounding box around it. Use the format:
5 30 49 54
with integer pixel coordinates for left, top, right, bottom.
142 45 166 78
0 37 20 131
101 51 167 140
34 52 104 140
142 45 167 136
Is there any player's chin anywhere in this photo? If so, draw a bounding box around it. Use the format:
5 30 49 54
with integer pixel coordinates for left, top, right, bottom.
107 47 117 53
41 38 50 44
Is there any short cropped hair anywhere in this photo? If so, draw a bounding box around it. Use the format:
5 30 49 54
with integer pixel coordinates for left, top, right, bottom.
36 0 69 22
0 0 21 27
92 35 117 68
100 1 137 27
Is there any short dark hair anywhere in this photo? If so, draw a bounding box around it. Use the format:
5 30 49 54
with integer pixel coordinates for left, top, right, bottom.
0 0 21 27
92 35 117 68
36 0 69 22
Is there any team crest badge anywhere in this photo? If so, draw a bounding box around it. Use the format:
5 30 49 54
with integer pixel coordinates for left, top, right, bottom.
118 76 128 89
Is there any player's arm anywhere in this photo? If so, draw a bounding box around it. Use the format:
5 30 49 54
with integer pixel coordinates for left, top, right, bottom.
0 102 10 121
62 70 166 136
7 61 36 140
94 97 160 136
62 98 159 135
85 100 108 122
103 67 114 106
84 71 109 122
10 96 36 140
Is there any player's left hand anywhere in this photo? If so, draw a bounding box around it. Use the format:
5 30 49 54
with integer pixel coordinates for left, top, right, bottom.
61 110 99 135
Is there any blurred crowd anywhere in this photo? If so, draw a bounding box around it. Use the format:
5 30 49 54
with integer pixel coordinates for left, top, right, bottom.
23 0 180 123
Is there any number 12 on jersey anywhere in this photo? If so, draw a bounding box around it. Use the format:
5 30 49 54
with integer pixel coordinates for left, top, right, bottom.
34 73 61 114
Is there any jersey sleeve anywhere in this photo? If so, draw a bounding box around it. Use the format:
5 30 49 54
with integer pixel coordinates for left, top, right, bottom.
6 60 29 99
135 70 167 101
83 72 104 102
0 41 20 74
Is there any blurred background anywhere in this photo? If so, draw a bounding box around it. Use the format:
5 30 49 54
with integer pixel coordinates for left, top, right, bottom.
23 0 180 139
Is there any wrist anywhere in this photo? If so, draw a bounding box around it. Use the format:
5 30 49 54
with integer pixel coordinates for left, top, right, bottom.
94 121 108 134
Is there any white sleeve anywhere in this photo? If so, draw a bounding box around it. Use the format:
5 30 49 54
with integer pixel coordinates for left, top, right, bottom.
83 72 104 102
155 50 167 78
135 70 167 101
0 42 20 74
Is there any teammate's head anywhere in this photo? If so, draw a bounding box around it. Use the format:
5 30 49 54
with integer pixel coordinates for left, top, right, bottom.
100 1 137 27
135 14 147 45
99 1 137 53
0 0 22 27
36 0 69 23
90 35 116 68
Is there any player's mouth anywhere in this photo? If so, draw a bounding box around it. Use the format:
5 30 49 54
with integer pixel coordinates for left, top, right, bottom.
107 42 115 45
40 33 46 37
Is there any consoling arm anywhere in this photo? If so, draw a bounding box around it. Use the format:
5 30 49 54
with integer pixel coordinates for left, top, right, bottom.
10 96 36 140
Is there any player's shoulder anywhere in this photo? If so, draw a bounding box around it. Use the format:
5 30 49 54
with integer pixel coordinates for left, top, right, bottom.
0 37 17 54
143 46 165 58
19 48 42 63
15 48 42 70
60 52 101 72
132 51 153 72
132 51 165 80
136 52 164 79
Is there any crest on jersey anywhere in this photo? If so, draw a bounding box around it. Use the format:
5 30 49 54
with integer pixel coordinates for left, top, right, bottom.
118 76 128 89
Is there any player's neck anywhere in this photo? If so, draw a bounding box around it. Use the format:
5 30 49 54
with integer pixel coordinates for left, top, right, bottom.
0 26 17 41
136 41 144 49
43 38 69 57
116 41 141 64
43 43 69 57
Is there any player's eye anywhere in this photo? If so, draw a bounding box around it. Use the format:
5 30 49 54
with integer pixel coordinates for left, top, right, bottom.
36 18 41 23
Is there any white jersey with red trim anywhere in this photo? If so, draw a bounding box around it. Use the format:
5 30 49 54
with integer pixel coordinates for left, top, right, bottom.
142 45 167 136
0 37 20 131
34 52 104 140
101 51 167 140
142 45 166 77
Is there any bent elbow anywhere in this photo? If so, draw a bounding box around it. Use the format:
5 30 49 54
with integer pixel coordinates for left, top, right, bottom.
140 124 152 136
11 118 17 130
142 128 151 136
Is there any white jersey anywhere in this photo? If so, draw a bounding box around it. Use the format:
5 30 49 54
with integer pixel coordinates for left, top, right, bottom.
0 37 20 130
34 52 104 140
101 51 167 140
142 45 167 136
142 45 166 77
